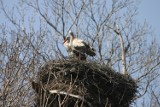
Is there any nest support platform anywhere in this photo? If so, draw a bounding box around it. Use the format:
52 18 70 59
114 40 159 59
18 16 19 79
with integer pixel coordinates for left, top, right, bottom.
32 59 137 107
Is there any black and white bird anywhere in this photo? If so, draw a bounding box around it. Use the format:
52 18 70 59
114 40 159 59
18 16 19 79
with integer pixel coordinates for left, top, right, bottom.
63 30 96 60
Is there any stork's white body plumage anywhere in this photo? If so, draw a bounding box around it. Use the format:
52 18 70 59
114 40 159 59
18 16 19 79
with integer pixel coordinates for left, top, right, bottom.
63 31 96 60
71 38 85 47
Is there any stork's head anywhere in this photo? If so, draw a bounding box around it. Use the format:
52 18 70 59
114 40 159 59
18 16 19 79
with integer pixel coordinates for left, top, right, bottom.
69 30 75 39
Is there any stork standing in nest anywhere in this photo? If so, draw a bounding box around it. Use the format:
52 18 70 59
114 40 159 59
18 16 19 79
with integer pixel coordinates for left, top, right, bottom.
63 30 96 60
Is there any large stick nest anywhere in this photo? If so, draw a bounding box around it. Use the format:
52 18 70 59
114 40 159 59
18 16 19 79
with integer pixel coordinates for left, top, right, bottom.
32 59 137 107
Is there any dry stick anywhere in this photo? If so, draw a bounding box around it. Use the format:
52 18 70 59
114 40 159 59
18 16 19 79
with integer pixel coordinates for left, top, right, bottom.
49 90 93 107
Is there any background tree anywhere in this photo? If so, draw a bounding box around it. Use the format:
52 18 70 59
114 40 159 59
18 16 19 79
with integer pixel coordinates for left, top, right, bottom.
0 0 159 106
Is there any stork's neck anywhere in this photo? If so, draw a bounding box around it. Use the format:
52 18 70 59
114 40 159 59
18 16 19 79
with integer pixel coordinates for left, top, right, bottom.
69 31 75 46
70 35 74 44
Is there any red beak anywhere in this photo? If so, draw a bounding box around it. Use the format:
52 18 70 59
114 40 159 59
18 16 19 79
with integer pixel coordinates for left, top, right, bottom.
63 38 67 44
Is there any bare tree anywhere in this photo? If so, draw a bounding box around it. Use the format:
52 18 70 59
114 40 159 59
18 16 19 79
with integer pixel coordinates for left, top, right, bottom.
0 0 160 106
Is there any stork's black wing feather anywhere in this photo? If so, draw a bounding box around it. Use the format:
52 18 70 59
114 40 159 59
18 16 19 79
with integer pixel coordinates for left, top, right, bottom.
82 41 96 56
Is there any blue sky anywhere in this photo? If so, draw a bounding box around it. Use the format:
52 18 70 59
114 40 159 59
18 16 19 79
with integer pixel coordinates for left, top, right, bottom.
137 0 160 41
1 0 159 41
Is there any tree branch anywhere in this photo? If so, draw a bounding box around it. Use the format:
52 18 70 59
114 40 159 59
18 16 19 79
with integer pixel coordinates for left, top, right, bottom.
36 0 63 38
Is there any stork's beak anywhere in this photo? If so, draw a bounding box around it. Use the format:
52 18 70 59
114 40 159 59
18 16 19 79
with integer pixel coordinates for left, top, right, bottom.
63 38 67 44
63 37 68 44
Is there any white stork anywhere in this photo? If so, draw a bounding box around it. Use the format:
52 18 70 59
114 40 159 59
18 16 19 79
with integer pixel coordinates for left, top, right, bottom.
63 30 96 60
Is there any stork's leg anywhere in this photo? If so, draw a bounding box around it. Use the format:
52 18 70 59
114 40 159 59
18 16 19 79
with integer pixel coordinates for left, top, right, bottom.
78 53 86 60
72 50 79 60
78 52 81 60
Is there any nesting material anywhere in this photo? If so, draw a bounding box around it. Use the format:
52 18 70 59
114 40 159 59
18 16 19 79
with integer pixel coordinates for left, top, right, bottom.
32 59 137 107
